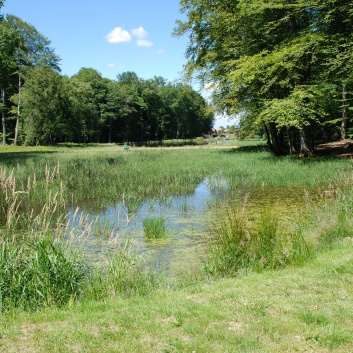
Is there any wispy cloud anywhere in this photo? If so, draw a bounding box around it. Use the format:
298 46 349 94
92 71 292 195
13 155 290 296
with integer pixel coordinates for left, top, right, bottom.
136 39 153 47
106 25 153 47
157 48 166 55
108 63 125 70
131 26 147 39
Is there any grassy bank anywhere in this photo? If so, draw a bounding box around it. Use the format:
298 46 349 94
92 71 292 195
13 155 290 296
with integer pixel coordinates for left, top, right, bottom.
0 240 352 352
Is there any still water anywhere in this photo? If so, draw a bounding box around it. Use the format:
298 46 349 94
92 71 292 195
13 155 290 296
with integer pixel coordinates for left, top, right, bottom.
67 176 230 275
66 176 310 275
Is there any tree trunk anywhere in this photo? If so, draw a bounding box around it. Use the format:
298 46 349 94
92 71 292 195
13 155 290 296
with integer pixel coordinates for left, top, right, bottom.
269 122 284 155
286 126 297 154
14 74 21 146
298 127 311 157
263 122 272 148
1 88 6 146
341 81 348 140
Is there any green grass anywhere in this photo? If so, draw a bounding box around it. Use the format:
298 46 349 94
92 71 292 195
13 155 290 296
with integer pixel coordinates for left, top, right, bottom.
205 203 314 276
0 241 352 352
143 217 166 239
0 238 86 312
0 141 353 351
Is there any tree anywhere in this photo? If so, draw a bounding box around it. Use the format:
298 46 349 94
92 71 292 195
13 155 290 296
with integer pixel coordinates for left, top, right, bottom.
175 0 352 154
21 67 67 145
72 68 109 142
5 14 61 145
0 0 5 20
0 22 19 145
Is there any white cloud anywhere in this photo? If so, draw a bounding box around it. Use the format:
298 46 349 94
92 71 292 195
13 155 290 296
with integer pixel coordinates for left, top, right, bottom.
157 48 166 55
136 39 153 47
131 26 148 39
106 27 131 43
106 25 153 47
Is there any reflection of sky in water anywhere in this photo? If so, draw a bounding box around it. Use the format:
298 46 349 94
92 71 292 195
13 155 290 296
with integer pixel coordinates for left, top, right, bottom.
67 177 230 275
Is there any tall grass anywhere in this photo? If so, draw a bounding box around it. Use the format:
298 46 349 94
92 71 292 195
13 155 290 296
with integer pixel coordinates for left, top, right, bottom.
0 238 86 311
204 200 314 276
0 164 66 237
86 241 156 300
0 164 151 312
143 217 166 239
1 143 353 312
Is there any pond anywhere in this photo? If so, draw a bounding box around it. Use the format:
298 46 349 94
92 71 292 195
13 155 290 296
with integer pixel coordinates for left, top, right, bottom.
66 175 313 277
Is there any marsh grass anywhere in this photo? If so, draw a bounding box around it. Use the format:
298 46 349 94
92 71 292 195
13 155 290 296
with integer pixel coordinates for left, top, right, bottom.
0 163 152 312
205 200 314 275
143 217 166 239
0 238 87 311
1 142 353 314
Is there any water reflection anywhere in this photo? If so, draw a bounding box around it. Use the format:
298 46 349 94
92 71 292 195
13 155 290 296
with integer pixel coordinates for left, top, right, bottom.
67 177 230 274
67 176 312 275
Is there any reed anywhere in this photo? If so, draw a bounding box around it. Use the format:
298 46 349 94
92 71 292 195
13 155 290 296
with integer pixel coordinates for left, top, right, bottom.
0 238 86 311
204 200 314 276
85 240 156 300
143 217 166 239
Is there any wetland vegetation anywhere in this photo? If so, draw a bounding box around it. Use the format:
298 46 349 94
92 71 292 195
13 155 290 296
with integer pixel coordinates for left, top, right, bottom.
1 139 353 351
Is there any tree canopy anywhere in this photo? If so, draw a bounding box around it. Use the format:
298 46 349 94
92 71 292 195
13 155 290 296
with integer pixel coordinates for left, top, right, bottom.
175 0 353 155
0 11 214 145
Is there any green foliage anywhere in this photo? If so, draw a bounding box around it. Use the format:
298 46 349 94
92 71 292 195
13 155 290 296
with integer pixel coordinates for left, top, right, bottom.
205 202 313 276
21 67 68 145
0 238 86 311
175 0 353 150
143 217 166 239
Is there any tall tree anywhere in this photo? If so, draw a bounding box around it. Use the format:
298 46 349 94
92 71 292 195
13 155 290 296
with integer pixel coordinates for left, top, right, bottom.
175 0 350 154
5 14 60 145
21 67 66 145
0 22 18 145
72 68 108 142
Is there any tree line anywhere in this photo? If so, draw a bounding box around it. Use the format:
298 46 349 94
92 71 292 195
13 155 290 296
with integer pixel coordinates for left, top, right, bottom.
175 0 353 155
0 6 214 146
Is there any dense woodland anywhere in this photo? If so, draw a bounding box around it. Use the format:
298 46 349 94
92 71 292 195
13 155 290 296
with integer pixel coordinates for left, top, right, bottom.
1 1 353 153
0 3 214 146
175 0 353 155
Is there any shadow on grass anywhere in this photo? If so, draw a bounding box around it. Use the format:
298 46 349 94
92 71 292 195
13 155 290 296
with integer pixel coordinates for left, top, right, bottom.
0 151 58 164
222 145 271 154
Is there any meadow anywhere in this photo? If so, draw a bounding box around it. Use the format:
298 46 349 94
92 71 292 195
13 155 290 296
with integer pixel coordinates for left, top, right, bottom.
0 139 353 352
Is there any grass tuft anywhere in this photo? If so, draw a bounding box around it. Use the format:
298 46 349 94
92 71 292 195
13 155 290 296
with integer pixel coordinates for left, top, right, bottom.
204 201 314 276
143 217 166 239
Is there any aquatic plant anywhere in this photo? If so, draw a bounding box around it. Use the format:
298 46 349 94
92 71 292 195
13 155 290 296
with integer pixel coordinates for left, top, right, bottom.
204 200 314 276
143 217 166 239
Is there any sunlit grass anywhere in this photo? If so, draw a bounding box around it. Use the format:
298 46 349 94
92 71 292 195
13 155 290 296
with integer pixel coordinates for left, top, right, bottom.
143 217 166 239
0 140 353 315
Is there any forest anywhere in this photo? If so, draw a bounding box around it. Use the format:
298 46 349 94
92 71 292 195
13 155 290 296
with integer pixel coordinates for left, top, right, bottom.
0 5 214 146
175 0 353 155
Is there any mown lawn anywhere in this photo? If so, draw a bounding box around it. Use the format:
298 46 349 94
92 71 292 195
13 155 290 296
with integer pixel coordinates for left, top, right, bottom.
0 240 352 353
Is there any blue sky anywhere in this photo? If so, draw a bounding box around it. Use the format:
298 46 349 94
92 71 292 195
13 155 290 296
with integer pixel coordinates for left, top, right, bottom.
2 0 188 81
2 0 236 127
